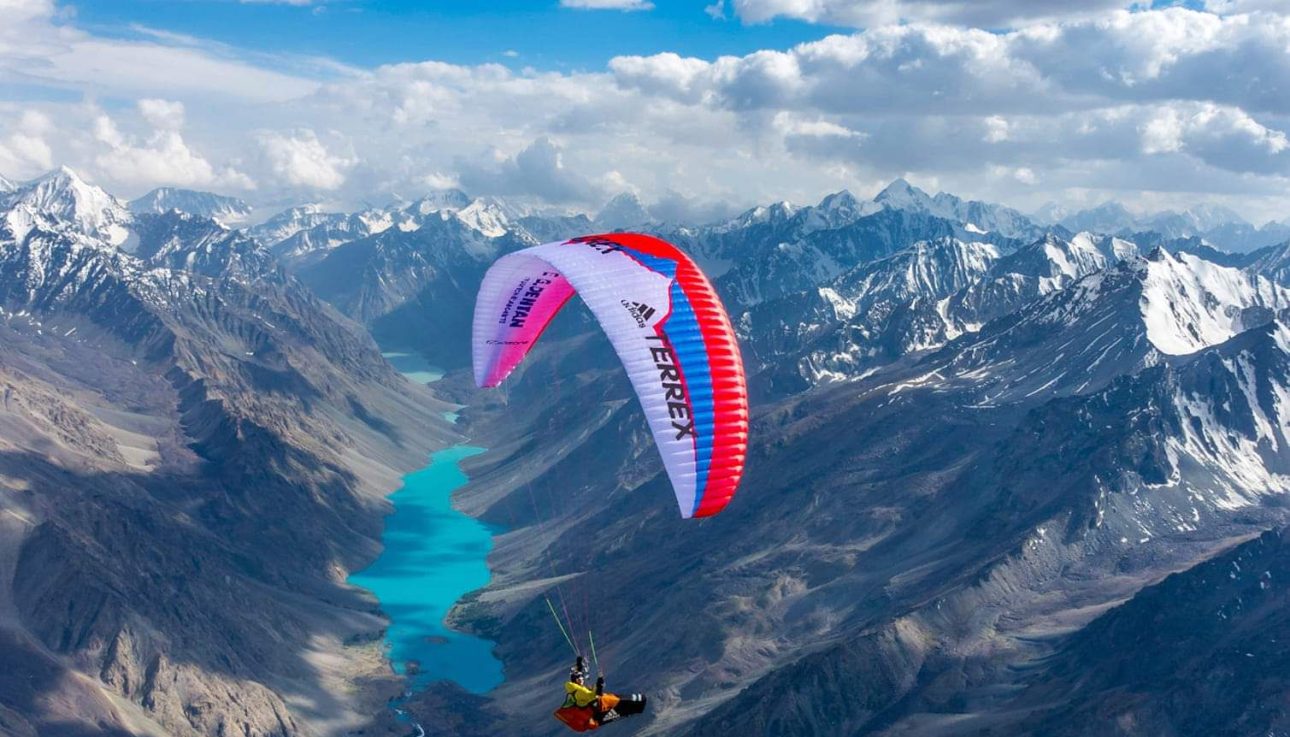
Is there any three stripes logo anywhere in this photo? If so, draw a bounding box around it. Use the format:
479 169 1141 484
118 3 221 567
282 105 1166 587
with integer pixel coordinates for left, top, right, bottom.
622 299 657 327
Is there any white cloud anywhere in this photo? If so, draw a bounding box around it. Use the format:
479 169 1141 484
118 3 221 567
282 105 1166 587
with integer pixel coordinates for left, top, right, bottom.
560 0 655 10
731 0 1129 28
259 129 353 190
1140 103 1290 173
0 1 1288 223
0 0 53 24
92 107 254 190
0 110 53 176
137 99 186 130
0 0 322 103
615 10 1290 117
984 116 1010 143
421 171 460 190
610 53 714 104
458 137 598 203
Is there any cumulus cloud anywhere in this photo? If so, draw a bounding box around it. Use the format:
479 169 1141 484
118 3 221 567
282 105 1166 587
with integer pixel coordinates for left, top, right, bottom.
1140 103 1290 173
0 110 54 176
560 0 655 10
0 0 1288 222
615 10 1290 117
259 129 353 190
458 137 599 204
595 6 1290 219
613 27 1055 115
609 53 715 104
137 99 186 130
92 102 254 189
731 0 1129 28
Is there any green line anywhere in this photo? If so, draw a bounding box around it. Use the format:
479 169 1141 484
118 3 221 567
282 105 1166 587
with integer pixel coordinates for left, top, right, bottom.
546 596 578 656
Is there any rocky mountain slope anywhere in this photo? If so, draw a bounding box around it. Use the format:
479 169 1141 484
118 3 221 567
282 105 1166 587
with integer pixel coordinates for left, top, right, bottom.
212 172 1290 736
4 166 1290 737
0 170 456 736
436 237 1290 737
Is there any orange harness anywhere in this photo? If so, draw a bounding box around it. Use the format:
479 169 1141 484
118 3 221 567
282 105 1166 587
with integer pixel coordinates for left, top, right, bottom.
554 693 621 732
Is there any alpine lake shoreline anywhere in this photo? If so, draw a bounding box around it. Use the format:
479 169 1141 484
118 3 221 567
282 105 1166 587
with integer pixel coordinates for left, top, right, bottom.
348 351 506 730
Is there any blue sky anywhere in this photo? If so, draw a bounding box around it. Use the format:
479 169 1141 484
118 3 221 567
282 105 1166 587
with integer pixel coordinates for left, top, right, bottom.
74 1 842 71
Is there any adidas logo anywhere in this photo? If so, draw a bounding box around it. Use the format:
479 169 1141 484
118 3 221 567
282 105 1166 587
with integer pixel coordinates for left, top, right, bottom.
621 299 657 327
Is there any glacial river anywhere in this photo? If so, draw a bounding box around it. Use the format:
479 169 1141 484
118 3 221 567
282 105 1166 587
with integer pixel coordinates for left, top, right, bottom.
349 353 504 694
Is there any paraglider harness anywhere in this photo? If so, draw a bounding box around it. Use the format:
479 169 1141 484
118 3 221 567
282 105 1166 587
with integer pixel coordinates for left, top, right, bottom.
554 657 646 732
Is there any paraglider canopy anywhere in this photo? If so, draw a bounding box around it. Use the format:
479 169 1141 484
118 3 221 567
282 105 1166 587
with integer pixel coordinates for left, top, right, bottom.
472 233 748 518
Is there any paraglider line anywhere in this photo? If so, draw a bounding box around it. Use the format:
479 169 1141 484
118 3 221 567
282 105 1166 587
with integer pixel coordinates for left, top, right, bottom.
588 630 601 676
524 480 580 654
546 595 578 656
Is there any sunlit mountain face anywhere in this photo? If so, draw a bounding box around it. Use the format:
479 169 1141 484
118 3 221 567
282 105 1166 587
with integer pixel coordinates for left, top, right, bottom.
4 0 1290 733
2 163 1288 736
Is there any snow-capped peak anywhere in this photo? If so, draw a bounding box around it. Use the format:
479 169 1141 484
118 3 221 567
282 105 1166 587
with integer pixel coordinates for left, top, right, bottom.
1175 203 1248 231
1059 201 1137 234
716 200 799 233
595 192 653 230
2 166 133 247
406 188 471 216
800 189 880 232
1040 232 1136 278
250 203 336 244
453 197 511 238
871 178 1039 239
818 189 858 212
1031 201 1068 226
874 178 934 211
0 173 14 194
129 187 253 226
1140 250 1290 356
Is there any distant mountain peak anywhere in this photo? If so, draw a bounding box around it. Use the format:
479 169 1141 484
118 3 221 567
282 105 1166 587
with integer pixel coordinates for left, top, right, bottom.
1146 244 1171 261
30 165 98 195
129 187 252 225
1057 201 1255 247
3 166 132 247
1091 200 1133 214
1139 250 1289 355
405 188 471 216
818 189 858 210
454 197 512 237
1031 201 1068 225
870 178 1039 240
595 191 652 229
874 177 932 209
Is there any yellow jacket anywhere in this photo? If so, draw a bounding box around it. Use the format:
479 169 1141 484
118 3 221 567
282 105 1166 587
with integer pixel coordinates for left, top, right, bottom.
564 681 598 708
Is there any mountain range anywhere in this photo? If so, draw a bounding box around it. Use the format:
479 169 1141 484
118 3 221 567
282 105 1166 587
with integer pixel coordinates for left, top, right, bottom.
1036 199 1290 252
0 168 457 736
1 166 1290 736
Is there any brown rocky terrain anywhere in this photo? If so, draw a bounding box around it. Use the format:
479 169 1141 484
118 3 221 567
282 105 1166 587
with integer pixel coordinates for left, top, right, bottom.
0 173 458 736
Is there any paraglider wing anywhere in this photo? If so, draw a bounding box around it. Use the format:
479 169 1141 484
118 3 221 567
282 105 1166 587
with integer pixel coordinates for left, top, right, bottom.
472 233 747 518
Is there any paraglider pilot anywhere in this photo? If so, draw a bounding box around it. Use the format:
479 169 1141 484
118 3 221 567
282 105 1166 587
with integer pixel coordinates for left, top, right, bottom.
554 656 647 731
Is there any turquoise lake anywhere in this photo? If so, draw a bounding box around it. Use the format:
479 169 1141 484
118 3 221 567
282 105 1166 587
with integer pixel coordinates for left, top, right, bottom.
381 351 445 385
350 358 503 694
